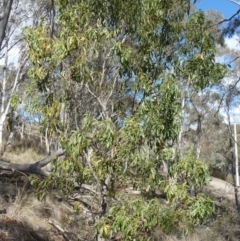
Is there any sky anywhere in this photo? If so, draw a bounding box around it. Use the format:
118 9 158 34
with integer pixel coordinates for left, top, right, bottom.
195 1 240 122
196 0 239 18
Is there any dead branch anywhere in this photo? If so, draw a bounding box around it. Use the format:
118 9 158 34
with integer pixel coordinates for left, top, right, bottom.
0 149 65 177
49 219 77 241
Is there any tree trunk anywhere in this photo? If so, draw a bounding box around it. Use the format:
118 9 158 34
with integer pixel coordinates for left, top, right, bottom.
194 114 202 159
0 34 9 155
6 110 18 147
0 0 13 50
20 121 25 139
0 35 26 155
0 120 4 155
45 127 50 155
178 96 186 156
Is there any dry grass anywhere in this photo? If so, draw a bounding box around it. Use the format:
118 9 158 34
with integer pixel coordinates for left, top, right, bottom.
151 227 227 241
2 148 45 164
1 132 46 164
151 219 239 241
0 178 95 241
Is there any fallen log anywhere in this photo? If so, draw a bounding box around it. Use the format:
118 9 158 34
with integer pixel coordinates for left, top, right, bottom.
0 149 65 177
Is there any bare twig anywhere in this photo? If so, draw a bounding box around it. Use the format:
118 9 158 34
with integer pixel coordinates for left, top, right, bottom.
230 0 240 7
217 9 240 26
84 149 100 185
81 184 100 195
49 220 76 241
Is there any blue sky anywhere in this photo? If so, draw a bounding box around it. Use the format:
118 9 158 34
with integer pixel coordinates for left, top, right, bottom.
196 0 239 18
195 1 240 50
195 1 240 123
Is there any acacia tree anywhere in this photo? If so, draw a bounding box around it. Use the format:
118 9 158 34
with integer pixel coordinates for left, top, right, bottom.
17 0 228 239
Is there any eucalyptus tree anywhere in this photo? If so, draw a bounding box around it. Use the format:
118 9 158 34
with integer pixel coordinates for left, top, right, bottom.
181 90 231 167
0 0 31 155
0 0 58 154
20 0 228 239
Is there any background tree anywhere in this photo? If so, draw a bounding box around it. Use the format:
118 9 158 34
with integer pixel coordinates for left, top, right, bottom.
0 0 58 155
178 9 240 177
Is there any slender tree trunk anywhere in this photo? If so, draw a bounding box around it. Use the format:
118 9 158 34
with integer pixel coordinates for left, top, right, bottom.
0 121 4 155
45 127 53 172
6 110 18 147
194 114 202 159
0 35 8 155
0 37 26 155
45 127 50 155
178 96 186 155
40 134 43 146
0 0 13 50
190 114 202 197
20 121 24 139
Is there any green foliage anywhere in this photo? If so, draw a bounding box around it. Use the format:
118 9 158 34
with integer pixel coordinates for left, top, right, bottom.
97 193 214 240
173 150 210 189
24 0 226 239
10 94 21 110
98 197 178 240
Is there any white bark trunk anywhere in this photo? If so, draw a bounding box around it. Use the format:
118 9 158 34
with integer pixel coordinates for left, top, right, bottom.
178 97 185 155
6 110 18 147
0 122 4 155
0 35 9 155
194 115 201 159
45 127 50 155
0 42 26 155
20 121 24 139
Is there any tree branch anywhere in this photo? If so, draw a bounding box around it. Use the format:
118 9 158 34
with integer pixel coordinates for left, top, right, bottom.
230 0 240 7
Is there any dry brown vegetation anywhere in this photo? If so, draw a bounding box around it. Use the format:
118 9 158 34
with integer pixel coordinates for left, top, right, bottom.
0 178 97 241
0 140 97 241
2 148 45 164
